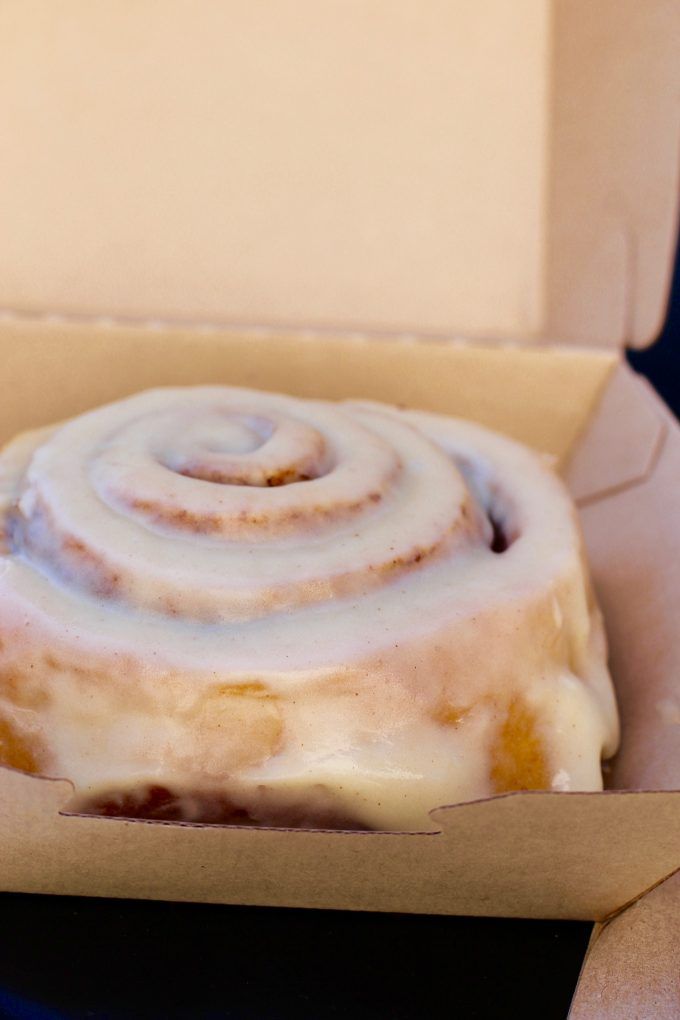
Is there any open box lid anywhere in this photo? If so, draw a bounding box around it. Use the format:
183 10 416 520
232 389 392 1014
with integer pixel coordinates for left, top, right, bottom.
0 0 679 349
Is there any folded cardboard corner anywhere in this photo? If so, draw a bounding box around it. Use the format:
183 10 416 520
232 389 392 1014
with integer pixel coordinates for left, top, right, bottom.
569 869 680 1019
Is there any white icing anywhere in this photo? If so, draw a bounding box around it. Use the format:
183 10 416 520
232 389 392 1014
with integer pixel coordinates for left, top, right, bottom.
0 387 619 830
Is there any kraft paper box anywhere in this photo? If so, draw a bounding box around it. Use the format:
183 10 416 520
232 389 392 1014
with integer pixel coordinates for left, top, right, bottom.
1 3 679 1017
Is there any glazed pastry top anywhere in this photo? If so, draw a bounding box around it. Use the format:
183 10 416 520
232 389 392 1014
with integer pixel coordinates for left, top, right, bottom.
0 387 619 829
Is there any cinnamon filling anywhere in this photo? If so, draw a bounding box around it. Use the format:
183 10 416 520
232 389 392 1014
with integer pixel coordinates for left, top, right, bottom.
78 784 371 831
488 512 509 554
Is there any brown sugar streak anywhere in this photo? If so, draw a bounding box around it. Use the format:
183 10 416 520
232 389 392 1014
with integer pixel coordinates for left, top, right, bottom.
0 714 42 773
0 670 49 710
180 465 313 487
490 698 549 793
190 682 284 773
431 702 469 727
130 498 223 535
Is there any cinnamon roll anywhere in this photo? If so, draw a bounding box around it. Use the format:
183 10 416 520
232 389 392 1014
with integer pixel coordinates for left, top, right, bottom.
0 387 619 830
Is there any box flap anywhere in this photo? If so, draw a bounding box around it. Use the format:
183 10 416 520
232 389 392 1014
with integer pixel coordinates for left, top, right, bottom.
564 365 667 504
546 0 680 349
0 320 615 461
1 767 680 921
569 870 680 1018
0 1 678 347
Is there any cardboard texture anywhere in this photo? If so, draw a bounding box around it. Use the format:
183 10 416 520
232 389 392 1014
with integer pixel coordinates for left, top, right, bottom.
1 0 679 346
1 3 680 1015
569 871 680 1019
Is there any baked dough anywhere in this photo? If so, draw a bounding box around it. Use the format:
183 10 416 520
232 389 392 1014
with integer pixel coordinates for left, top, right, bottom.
0 387 619 830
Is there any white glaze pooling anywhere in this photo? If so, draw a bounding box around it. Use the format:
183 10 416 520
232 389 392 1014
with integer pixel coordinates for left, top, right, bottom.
0 387 619 830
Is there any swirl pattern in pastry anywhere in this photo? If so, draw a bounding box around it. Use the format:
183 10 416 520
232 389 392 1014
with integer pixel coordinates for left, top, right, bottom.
0 387 619 830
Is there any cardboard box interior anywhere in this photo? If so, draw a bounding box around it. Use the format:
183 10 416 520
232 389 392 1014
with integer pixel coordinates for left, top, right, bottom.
1 2 680 1014
1 322 679 924
1 0 678 348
